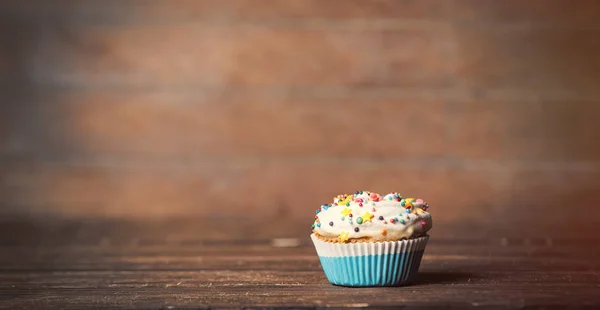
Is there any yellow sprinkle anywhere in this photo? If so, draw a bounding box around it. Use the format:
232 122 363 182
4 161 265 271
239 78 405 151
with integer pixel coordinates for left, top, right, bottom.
340 208 352 216
338 231 350 243
361 212 374 222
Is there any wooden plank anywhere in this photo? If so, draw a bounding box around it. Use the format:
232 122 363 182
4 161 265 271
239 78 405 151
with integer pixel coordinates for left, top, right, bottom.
448 100 600 161
0 163 511 221
3 93 446 159
6 21 600 91
454 28 600 91
0 0 451 23
3 161 600 222
3 0 598 26
18 24 453 88
450 0 600 26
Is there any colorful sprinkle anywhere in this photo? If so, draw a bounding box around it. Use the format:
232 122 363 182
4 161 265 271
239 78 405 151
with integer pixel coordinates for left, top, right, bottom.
356 217 363 224
361 212 374 222
359 203 363 207
316 223 321 227
378 216 384 221
329 221 334 226
340 208 352 216
405 208 411 214
390 218 396 223
400 219 406 224
316 209 321 214
354 227 360 232
338 231 350 243
381 229 387 236
349 213 353 218
401 200 406 207
420 221 427 227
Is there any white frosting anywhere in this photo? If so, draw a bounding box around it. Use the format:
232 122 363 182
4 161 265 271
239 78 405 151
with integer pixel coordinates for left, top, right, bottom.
312 191 432 242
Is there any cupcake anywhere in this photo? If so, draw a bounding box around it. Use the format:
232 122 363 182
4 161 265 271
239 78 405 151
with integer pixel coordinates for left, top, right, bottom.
311 191 432 287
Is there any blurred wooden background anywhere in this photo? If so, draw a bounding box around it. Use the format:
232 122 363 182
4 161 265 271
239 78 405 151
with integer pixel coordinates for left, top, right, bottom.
1 0 599 226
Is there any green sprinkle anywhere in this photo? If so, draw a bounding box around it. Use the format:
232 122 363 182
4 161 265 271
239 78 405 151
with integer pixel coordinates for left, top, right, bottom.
400 219 406 224
356 217 363 224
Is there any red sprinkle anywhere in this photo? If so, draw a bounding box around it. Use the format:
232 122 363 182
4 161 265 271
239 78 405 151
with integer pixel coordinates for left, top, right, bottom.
390 218 396 223
349 214 353 218
359 203 363 207
420 221 427 226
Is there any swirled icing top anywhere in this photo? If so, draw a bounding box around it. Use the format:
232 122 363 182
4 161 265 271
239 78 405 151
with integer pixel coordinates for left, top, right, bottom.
311 191 432 242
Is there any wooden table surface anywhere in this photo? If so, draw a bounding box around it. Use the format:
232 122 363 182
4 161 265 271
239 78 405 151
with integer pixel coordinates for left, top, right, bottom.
1 217 599 309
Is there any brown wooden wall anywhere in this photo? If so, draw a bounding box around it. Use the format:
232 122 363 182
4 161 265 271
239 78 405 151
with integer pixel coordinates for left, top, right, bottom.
1 1 600 225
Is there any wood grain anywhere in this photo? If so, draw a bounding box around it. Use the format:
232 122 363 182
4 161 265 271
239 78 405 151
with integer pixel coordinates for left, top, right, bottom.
0 218 599 309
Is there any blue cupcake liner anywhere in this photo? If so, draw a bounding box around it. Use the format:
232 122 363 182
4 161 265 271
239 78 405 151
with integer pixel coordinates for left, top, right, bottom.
311 234 429 287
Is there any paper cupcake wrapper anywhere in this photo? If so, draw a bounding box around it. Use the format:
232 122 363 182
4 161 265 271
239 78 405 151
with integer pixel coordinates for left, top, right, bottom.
311 234 429 287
